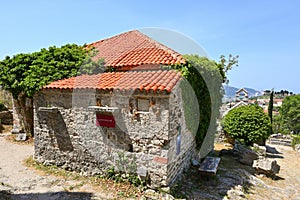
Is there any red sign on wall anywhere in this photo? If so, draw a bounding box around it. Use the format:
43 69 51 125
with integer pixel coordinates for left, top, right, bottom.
96 113 116 128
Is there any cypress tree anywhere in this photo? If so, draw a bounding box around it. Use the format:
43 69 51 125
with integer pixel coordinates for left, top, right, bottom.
268 90 274 134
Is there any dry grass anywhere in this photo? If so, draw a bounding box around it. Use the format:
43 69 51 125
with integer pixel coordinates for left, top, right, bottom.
5 134 34 146
214 143 233 151
1 125 13 133
23 157 143 199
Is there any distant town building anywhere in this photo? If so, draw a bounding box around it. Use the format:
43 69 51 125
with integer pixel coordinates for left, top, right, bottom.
274 99 283 107
222 101 248 117
235 88 249 101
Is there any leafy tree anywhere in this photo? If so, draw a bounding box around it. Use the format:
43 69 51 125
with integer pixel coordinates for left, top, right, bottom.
272 114 282 134
78 58 106 75
292 135 300 149
264 90 271 95
280 94 300 134
222 104 271 146
0 44 102 136
217 54 239 84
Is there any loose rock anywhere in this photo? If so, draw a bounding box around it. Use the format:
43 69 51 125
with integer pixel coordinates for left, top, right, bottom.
295 144 300 154
234 142 258 165
252 158 280 177
253 143 266 157
0 184 12 194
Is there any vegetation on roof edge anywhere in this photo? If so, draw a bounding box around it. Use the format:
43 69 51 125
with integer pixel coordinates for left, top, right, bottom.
170 54 238 149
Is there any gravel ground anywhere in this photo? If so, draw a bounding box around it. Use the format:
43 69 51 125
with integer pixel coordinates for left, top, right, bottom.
248 144 300 200
173 143 300 200
0 135 113 200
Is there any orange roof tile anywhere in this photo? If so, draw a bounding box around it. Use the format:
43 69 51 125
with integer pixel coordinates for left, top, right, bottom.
44 70 181 93
87 30 185 69
274 99 283 102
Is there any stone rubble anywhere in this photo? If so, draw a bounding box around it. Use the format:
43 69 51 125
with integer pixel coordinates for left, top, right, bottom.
252 143 266 157
252 158 280 177
233 142 258 165
143 189 175 200
2 131 299 199
295 144 300 154
268 134 292 146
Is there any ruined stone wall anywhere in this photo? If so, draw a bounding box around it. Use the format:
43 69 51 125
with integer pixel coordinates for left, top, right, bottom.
34 88 194 188
0 111 13 125
268 134 292 147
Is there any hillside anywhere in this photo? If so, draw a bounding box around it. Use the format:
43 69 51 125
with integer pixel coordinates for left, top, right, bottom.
224 85 262 101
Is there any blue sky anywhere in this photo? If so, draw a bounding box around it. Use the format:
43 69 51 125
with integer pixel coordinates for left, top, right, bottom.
1 0 299 93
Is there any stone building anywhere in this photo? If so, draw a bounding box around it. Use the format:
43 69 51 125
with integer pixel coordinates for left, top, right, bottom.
33 30 203 188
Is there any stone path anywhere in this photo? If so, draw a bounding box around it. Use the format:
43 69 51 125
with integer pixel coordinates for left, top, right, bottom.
0 135 113 200
173 143 300 200
1 133 300 200
248 144 300 200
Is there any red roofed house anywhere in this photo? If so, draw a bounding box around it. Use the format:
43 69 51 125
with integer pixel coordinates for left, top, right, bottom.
33 30 199 188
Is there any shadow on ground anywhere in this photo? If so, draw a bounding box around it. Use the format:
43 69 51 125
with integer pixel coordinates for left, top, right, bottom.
170 145 285 200
0 191 93 200
266 153 284 159
266 145 284 159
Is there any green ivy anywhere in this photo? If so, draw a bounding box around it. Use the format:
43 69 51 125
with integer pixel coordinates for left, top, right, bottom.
171 55 223 149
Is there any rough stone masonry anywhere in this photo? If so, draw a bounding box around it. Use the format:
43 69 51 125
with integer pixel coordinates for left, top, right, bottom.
33 83 200 188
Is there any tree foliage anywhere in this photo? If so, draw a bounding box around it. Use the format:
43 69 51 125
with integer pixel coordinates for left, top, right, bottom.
0 44 103 99
0 44 104 135
222 104 271 146
217 54 239 84
280 94 300 134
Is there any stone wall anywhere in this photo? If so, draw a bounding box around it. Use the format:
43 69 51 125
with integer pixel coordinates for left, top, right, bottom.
167 83 197 185
268 134 292 147
33 86 195 188
0 111 13 125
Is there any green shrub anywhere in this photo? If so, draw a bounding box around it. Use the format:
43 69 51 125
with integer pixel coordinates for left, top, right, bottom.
280 94 300 134
292 135 300 149
222 104 271 146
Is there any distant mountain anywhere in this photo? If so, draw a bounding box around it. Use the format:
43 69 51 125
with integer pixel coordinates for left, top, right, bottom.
223 85 263 101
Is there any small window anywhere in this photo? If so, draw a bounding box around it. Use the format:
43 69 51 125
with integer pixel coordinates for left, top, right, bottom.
137 98 150 112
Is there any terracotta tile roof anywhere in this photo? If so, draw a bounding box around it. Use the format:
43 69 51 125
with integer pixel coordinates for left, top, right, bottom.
44 70 181 93
87 30 185 69
274 99 283 102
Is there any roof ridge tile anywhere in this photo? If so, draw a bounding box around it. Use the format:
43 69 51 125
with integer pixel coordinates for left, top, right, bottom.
44 70 181 93
87 30 185 68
